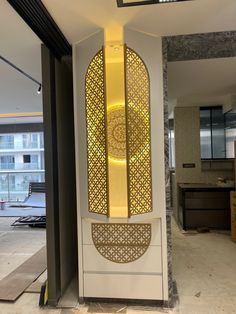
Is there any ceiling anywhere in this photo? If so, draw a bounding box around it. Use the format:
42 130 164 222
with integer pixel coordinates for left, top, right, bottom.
42 0 236 43
41 0 236 117
168 57 236 108
0 1 42 121
1 0 236 122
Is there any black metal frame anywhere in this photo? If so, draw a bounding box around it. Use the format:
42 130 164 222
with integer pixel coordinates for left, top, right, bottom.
0 55 41 87
200 106 228 160
6 1 77 304
117 0 191 7
7 0 72 59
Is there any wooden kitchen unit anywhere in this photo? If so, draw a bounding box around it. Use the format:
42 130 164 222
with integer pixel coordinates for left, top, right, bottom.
178 184 234 230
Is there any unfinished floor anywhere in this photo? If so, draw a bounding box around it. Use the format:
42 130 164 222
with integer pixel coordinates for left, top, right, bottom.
172 220 236 314
0 217 46 280
0 217 236 313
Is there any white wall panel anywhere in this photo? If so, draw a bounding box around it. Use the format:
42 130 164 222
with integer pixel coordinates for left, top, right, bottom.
83 245 162 273
84 273 163 299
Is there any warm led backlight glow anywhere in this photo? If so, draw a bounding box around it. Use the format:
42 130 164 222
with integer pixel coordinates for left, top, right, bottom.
107 103 126 162
0 112 43 118
105 45 128 218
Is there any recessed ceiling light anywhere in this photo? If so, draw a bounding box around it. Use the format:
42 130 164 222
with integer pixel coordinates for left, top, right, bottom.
117 0 192 7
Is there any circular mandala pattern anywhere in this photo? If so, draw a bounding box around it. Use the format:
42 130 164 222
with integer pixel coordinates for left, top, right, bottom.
107 106 147 161
107 107 126 160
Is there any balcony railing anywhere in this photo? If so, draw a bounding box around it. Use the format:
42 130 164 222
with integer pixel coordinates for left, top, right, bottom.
0 143 14 150
0 142 44 150
0 163 42 171
0 171 45 202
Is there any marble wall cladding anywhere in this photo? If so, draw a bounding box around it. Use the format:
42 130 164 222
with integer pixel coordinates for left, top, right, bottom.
166 215 173 304
162 38 174 304
162 38 171 209
166 31 236 62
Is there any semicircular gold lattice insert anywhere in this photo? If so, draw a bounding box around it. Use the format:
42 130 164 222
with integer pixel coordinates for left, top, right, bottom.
92 223 151 263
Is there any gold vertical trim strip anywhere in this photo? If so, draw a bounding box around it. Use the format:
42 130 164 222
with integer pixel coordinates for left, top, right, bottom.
103 46 110 218
85 49 109 215
124 44 131 218
125 46 153 216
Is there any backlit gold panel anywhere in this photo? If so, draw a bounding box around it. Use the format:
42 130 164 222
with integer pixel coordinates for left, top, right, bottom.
85 49 109 215
92 223 151 263
107 105 126 160
125 47 152 215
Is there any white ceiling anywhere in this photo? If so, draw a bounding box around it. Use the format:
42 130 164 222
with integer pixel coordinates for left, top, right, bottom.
42 0 236 117
1 0 236 121
0 1 42 118
0 116 43 125
42 0 236 43
168 57 236 108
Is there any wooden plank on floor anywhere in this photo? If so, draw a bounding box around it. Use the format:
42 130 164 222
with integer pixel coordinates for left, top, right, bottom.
25 270 47 293
0 246 46 301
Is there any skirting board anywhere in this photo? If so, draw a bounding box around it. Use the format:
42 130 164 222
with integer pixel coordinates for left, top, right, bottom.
84 297 165 307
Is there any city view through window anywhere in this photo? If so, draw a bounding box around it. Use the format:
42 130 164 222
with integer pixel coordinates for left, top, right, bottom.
0 132 44 201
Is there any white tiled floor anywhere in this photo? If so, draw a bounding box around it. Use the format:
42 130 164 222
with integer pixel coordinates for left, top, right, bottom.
0 218 236 313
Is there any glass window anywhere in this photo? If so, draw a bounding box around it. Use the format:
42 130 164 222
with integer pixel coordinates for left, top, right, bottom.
22 133 40 149
31 155 38 164
0 130 44 202
225 112 236 159
40 133 44 148
200 106 236 159
0 135 14 149
0 155 15 169
23 155 31 163
200 109 212 159
8 172 45 202
211 108 225 159
31 134 38 148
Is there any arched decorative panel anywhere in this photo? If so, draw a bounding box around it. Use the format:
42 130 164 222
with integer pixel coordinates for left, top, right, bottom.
85 49 109 215
125 47 153 216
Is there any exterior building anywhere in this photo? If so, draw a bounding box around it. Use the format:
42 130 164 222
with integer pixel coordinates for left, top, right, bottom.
0 132 45 201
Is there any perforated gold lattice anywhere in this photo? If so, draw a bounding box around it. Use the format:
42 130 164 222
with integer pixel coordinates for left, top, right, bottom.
92 223 151 263
125 47 152 215
107 106 126 160
85 49 109 215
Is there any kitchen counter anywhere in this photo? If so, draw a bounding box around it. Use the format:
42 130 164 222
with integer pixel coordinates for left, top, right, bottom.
179 183 235 189
178 183 235 230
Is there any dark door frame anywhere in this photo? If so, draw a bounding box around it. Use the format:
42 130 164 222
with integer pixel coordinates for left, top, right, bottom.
7 0 77 306
7 0 71 60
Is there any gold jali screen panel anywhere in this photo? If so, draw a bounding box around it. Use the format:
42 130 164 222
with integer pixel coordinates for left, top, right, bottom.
85 49 109 215
125 47 152 215
85 46 152 217
92 223 151 263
